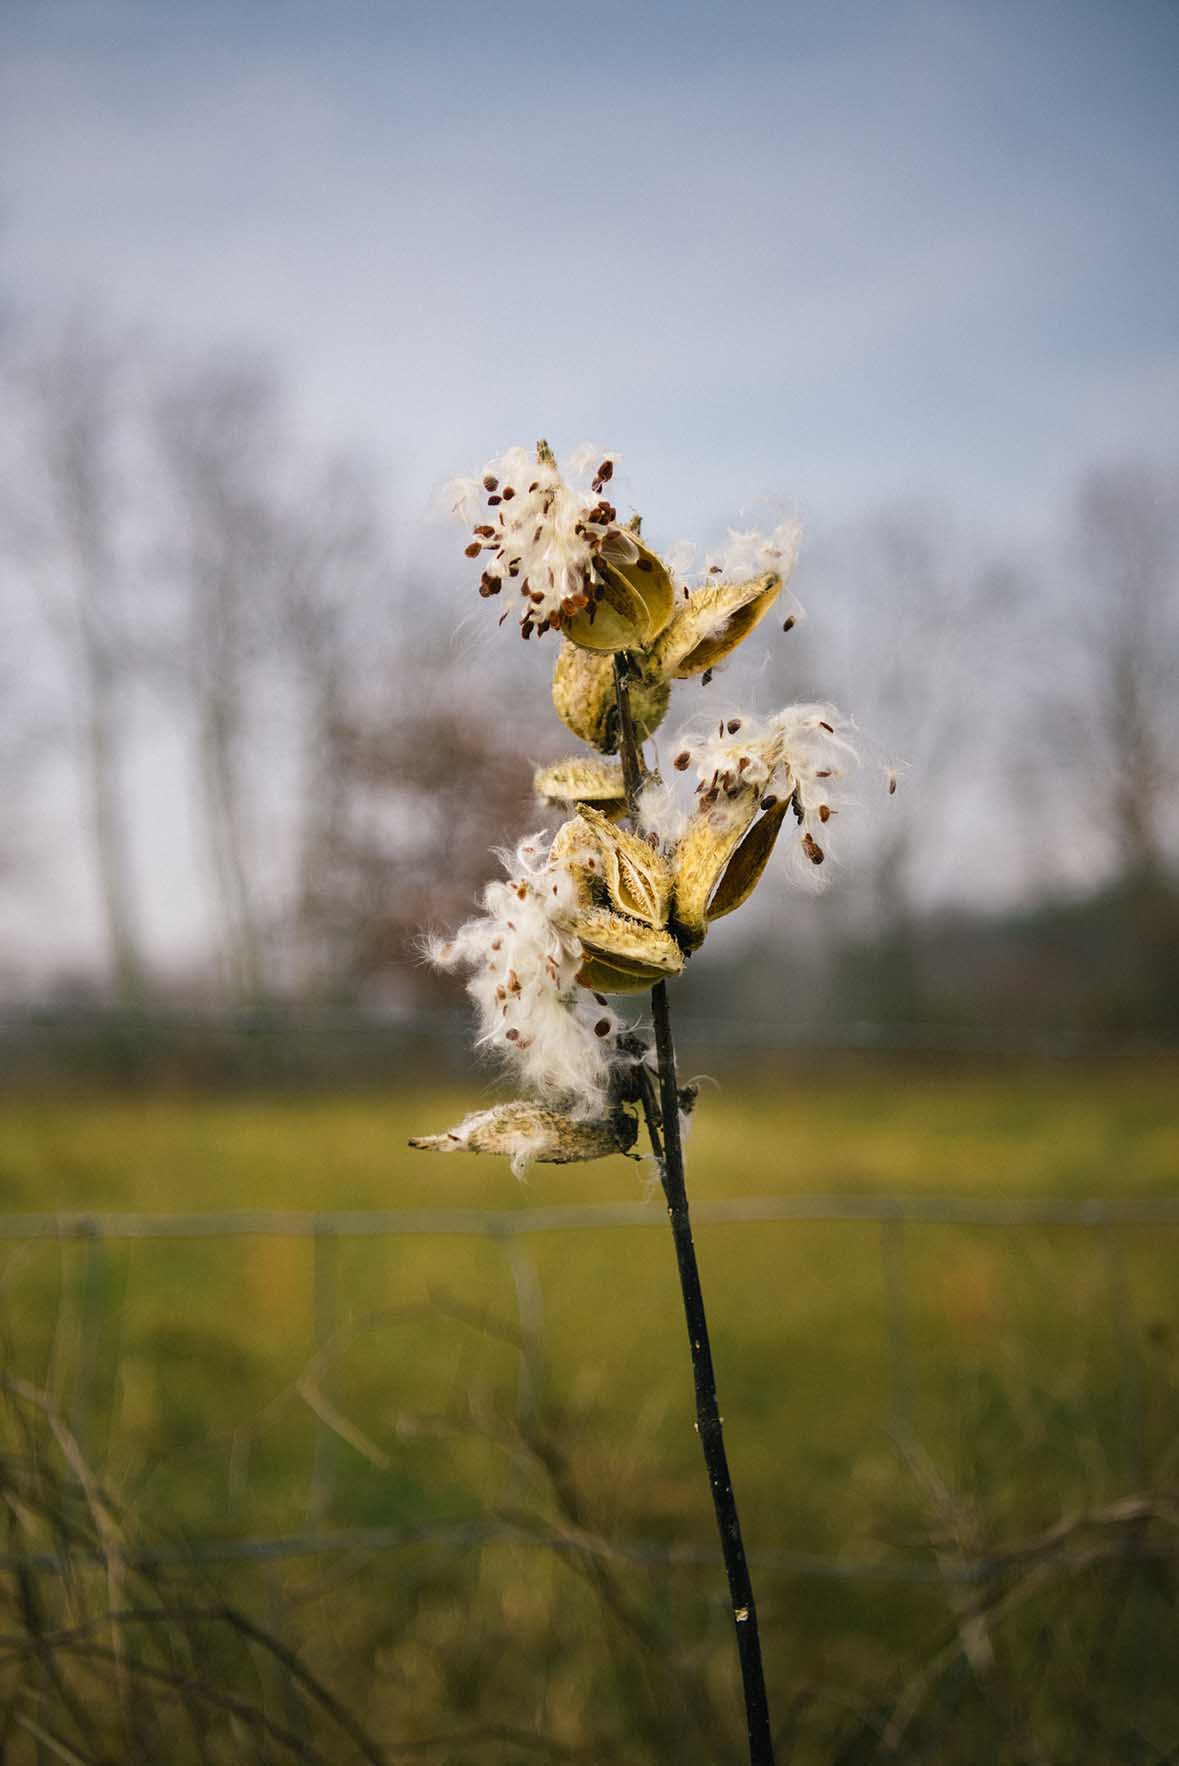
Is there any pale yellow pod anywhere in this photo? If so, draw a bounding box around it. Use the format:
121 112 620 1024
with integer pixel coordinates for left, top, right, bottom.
648 571 783 680
571 906 685 992
672 795 791 948
547 815 603 905
410 1100 638 1168
533 756 627 819
575 804 672 928
551 641 670 753
564 534 677 653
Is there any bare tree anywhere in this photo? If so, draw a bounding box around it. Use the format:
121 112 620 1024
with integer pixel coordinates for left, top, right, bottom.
274 456 398 998
0 311 149 1000
152 358 283 1004
1058 464 1179 887
783 507 992 1017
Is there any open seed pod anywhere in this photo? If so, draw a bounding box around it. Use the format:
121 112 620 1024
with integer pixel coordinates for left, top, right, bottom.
563 533 676 653
571 906 685 993
551 642 671 753
648 571 783 680
575 805 672 928
548 815 603 905
410 1100 638 1175
672 793 791 949
534 757 627 821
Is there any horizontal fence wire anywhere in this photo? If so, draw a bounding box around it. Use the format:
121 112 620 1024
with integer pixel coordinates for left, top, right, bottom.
5 1515 1176 1587
2 1195 1179 1241
3 1197 1177 1593
3 1002 1178 1059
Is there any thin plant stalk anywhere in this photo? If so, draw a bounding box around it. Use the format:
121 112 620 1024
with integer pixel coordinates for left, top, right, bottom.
612 656 775 1765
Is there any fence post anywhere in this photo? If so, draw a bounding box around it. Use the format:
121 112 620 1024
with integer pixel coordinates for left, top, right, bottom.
70 1218 108 1465
881 1216 914 1434
507 1238 546 1438
304 1222 340 1532
1100 1227 1143 1491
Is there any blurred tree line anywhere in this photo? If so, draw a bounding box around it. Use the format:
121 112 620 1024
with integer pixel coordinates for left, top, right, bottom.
0 306 1176 1051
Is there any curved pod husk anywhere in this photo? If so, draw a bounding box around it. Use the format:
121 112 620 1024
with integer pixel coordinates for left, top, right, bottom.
534 757 627 819
410 1100 638 1168
576 804 672 928
649 571 783 680
672 795 791 948
572 906 684 993
552 642 671 753
564 534 676 653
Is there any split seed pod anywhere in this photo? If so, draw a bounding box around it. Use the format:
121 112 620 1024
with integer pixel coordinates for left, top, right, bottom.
410 1100 638 1177
672 793 791 949
648 571 783 680
575 804 672 928
563 534 676 653
551 642 671 753
571 907 685 994
533 757 627 820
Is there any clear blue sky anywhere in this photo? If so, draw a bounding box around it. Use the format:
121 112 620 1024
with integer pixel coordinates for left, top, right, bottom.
3 0 1177 548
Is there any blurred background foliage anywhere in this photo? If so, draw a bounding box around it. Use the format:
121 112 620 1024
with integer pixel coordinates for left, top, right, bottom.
0 305 1176 1056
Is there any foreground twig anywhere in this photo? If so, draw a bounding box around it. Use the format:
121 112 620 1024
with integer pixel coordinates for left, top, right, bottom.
613 656 775 1764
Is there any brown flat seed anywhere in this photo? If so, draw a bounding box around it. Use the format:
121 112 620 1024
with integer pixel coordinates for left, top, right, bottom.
637 557 654 571
702 668 713 685
782 616 796 632
594 1018 611 1037
727 718 742 733
505 1028 520 1041
761 794 778 809
502 486 516 499
802 832 825 865
819 804 831 822
594 992 608 1006
819 720 834 733
483 474 498 490
464 542 481 557
674 751 691 771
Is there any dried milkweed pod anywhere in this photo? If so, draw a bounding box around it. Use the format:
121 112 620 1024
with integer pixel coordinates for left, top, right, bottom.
563 532 676 653
452 441 674 650
648 571 783 680
410 1100 638 1178
672 793 791 949
571 906 685 993
548 814 602 904
533 756 627 820
575 804 672 928
551 641 671 753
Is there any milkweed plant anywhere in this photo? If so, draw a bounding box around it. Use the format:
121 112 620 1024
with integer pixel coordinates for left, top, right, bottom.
410 439 878 1765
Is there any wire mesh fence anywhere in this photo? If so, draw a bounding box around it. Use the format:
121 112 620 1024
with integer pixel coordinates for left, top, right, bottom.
3 1194 1175 1589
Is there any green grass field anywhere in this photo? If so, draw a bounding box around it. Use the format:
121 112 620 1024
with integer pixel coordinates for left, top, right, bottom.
1 1062 1178 1762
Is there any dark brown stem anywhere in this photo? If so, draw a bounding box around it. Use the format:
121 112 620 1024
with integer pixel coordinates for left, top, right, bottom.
612 655 775 1765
